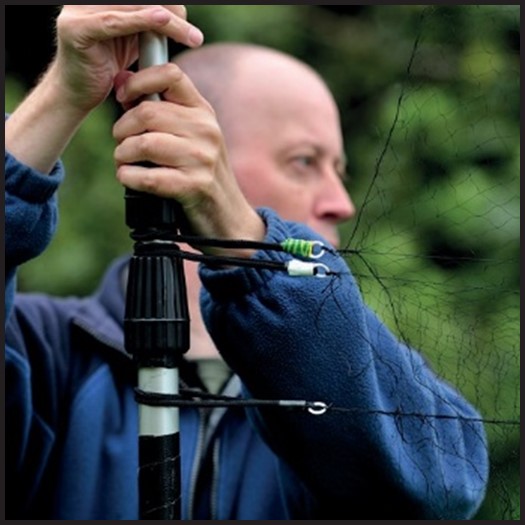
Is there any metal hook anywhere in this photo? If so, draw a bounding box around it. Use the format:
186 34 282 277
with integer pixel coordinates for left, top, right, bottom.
309 241 326 259
307 401 329 416
313 263 331 278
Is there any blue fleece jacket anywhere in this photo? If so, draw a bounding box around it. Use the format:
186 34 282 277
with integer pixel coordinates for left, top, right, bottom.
5 150 489 519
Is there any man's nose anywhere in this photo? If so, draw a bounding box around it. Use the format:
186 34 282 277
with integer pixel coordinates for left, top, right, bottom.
316 170 356 223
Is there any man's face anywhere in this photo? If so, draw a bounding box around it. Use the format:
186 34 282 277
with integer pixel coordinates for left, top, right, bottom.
226 58 355 248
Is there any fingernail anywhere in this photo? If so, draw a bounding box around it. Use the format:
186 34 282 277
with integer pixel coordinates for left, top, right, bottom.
116 87 125 103
188 27 204 47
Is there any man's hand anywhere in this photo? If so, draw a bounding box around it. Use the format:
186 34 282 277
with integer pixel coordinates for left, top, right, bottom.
53 5 203 113
113 64 265 255
5 5 203 175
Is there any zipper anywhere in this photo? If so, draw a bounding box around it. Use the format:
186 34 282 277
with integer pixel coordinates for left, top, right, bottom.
210 437 221 520
187 409 206 520
186 376 239 519
73 314 227 519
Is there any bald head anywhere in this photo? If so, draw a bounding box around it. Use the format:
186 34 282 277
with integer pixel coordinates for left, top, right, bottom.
173 43 337 145
173 43 247 117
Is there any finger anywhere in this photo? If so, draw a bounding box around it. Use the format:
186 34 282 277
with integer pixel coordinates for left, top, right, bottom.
115 64 206 108
82 5 189 20
116 163 204 206
113 99 211 144
116 163 193 194
157 6 204 47
115 132 211 170
115 132 176 167
113 101 181 143
61 6 203 49
162 5 188 20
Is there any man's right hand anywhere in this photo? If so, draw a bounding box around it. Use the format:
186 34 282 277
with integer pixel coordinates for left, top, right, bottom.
52 5 204 113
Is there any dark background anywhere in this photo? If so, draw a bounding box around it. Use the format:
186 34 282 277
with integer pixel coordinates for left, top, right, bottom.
5 6 368 87
5 6 59 86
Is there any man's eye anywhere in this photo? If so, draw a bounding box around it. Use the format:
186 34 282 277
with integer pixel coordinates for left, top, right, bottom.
293 156 316 168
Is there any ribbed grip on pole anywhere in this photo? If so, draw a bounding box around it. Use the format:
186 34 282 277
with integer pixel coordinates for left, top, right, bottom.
125 188 188 231
124 252 190 368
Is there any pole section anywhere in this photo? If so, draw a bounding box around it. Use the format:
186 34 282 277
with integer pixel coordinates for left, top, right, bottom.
124 32 189 520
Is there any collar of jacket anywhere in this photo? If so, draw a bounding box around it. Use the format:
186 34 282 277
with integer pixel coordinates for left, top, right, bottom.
71 255 131 359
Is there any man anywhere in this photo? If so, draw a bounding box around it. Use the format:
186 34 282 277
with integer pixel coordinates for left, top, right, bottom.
5 5 488 520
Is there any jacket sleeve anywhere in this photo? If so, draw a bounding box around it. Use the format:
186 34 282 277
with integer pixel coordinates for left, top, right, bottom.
5 149 66 515
198 207 489 520
5 149 64 321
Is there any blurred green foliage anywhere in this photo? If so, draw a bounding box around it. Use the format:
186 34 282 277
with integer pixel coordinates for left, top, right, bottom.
5 5 519 520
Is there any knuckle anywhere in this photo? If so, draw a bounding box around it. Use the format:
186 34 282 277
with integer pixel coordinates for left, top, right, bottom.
100 12 121 34
135 101 157 126
163 63 185 84
112 123 122 142
136 134 154 157
115 165 128 183
56 11 75 40
177 5 188 20
203 100 217 116
140 171 159 192
113 147 122 164
55 14 66 34
191 145 215 167
207 120 222 145
198 118 222 149
186 119 223 167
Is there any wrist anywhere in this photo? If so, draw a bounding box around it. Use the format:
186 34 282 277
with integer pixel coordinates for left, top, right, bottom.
215 204 266 259
41 60 94 119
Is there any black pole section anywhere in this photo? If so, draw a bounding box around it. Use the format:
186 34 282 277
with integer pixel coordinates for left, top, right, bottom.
124 32 189 520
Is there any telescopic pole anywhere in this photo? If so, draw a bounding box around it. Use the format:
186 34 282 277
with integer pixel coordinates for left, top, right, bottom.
124 32 189 520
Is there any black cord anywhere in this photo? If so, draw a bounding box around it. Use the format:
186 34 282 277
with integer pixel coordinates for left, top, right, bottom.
135 388 328 413
134 388 520 426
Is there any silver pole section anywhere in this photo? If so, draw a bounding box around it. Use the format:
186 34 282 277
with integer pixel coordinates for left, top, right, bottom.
125 32 189 520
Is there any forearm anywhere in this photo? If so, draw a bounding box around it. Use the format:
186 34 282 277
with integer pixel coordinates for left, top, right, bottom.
5 150 63 321
199 208 489 518
5 62 89 175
